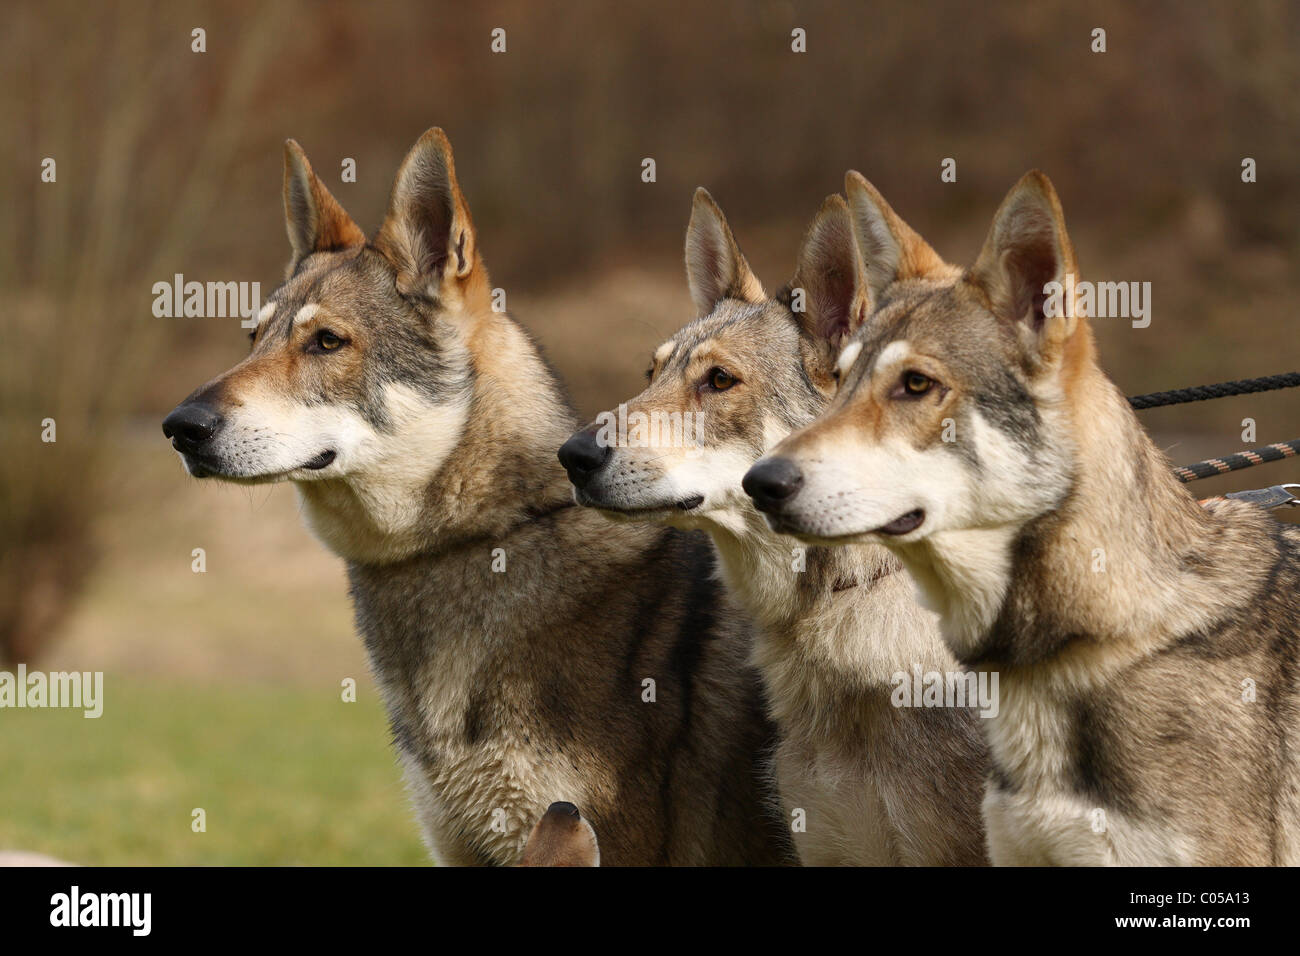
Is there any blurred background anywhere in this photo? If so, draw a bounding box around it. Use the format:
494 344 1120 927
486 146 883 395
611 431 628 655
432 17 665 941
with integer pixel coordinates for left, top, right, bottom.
2 0 1297 864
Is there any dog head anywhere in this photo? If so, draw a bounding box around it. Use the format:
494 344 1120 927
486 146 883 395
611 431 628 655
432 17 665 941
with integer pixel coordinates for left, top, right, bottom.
747 170 1087 555
557 188 868 536
517 802 600 867
162 129 496 562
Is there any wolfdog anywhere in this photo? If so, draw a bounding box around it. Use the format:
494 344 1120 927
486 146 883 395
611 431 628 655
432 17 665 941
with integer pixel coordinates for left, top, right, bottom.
518 802 600 867
558 189 988 864
162 129 791 866
747 170 1300 865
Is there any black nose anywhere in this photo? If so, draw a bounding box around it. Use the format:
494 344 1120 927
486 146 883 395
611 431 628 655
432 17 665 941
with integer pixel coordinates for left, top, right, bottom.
557 430 610 487
162 402 223 452
546 801 581 820
743 458 804 512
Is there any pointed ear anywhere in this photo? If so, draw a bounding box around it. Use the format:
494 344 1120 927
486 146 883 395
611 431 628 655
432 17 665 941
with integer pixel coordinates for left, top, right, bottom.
789 194 868 350
373 128 479 299
283 141 365 274
684 188 764 315
844 170 946 304
969 171 1079 356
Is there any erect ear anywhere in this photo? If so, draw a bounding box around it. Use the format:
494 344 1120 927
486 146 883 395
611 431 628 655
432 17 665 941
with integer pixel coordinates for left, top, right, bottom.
844 170 946 304
684 188 764 316
789 194 868 350
373 128 479 299
968 171 1080 360
283 140 365 274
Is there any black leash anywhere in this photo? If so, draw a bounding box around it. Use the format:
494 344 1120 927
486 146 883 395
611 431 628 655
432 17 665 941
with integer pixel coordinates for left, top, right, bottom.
1121 371 1299 485
1128 372 1300 410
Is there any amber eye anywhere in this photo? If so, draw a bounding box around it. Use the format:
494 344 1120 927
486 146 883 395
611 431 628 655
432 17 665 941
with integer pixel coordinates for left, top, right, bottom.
317 330 343 351
708 367 737 391
903 371 933 395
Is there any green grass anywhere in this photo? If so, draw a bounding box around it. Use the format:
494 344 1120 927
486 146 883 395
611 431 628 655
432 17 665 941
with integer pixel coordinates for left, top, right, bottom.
0 678 429 866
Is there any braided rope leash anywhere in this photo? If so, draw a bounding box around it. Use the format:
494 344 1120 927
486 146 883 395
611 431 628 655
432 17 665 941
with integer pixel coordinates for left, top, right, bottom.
1173 438 1300 483
1128 372 1300 410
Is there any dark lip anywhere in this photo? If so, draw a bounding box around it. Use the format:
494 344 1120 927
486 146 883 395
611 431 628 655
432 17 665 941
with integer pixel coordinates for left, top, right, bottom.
175 448 336 478
873 509 925 536
173 445 220 477
760 513 797 534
